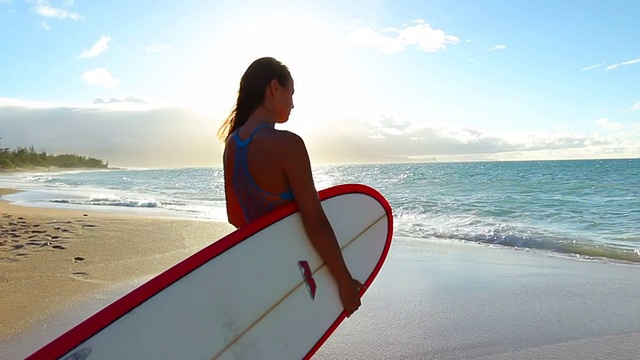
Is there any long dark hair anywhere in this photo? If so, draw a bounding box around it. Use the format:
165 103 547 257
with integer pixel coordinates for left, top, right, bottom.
217 57 291 141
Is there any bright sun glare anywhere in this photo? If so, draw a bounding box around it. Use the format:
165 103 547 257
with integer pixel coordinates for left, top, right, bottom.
175 13 374 135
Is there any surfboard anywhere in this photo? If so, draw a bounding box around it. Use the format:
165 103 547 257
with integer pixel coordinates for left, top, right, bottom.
27 184 393 360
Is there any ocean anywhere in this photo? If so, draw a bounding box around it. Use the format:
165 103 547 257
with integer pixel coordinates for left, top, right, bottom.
1 158 639 263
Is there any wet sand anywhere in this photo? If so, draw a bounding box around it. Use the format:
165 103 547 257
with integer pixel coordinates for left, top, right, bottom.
313 238 640 360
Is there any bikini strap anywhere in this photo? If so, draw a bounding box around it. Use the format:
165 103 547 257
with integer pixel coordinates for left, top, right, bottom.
234 124 274 147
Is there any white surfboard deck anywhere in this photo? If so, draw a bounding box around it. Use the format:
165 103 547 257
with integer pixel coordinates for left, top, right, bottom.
27 184 393 360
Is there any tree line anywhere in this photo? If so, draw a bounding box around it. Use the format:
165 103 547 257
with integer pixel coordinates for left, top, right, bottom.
0 138 108 170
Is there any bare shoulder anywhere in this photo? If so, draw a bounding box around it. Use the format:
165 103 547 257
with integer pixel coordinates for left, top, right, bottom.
271 129 303 142
264 129 309 166
269 129 307 151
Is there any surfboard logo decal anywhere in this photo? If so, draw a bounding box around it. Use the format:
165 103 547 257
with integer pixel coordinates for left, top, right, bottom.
297 260 316 300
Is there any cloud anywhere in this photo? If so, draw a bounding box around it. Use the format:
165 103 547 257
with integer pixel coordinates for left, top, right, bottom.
605 57 640 70
79 35 111 58
0 100 219 168
145 44 171 53
1 100 638 167
631 102 640 111
581 63 603 71
81 68 120 88
32 0 83 20
303 116 636 164
488 44 506 51
93 96 148 105
348 19 459 54
594 117 622 130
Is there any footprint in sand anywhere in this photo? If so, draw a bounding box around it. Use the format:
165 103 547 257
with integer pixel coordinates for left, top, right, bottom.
70 272 90 279
16 253 28 257
52 245 66 250
11 244 25 250
73 256 85 262
27 241 53 248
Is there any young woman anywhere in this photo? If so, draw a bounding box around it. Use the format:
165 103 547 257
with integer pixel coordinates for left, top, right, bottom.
218 57 363 317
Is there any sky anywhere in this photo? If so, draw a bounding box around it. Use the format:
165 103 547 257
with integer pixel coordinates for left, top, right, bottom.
1 0 639 167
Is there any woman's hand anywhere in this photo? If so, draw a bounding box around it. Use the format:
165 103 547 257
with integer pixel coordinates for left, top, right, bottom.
338 278 366 317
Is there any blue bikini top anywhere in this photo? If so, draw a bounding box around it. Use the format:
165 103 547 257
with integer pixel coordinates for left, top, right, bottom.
232 124 294 223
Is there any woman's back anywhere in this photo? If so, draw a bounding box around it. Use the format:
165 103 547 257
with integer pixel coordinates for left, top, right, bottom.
224 125 294 227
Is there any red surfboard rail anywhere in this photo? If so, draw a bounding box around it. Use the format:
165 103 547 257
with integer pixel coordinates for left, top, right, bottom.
27 183 393 360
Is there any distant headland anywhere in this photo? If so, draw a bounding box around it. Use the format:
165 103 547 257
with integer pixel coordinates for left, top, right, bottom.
0 139 108 171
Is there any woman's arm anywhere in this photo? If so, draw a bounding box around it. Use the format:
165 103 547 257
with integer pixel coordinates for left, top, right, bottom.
280 132 362 316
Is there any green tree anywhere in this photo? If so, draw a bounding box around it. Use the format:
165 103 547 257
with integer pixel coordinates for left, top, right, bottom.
0 140 108 170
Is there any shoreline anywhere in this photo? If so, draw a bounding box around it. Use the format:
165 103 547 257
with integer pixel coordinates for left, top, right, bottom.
0 167 115 174
5 184 640 266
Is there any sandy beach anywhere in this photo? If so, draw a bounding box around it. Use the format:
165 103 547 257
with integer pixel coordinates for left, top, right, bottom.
0 188 235 358
3 187 640 359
